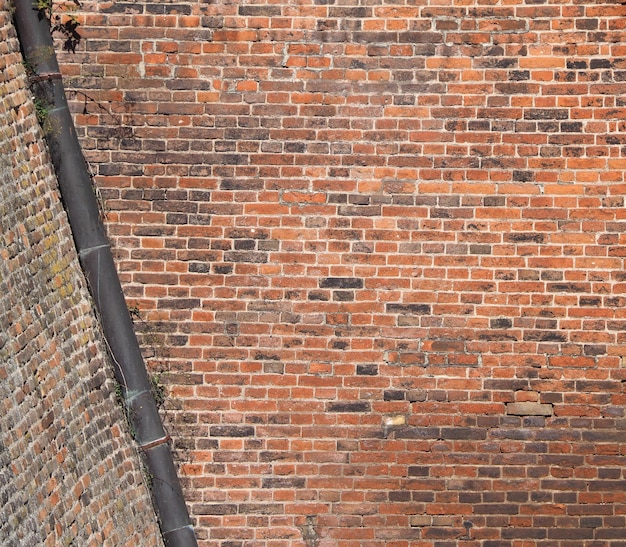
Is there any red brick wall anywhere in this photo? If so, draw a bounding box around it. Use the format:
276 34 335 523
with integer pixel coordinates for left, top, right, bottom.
61 0 626 544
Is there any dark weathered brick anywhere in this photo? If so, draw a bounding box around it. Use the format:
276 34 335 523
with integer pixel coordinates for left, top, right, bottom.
326 401 371 413
319 277 364 289
210 426 255 437
356 364 378 376
261 477 305 488
386 303 431 315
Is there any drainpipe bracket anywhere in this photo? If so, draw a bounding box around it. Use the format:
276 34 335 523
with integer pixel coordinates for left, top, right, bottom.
30 71 63 83
140 436 172 452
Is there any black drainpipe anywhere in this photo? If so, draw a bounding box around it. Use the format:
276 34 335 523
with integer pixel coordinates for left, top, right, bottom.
12 2 197 546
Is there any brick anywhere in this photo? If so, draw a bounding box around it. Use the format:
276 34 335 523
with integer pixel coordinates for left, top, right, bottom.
410 515 432 527
356 364 378 376
326 401 371 413
506 403 553 416
319 277 364 289
386 303 431 315
195 504 237 515
210 426 255 437
261 477 305 488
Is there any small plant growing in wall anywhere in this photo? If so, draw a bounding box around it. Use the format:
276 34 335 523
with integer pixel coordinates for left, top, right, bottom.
33 95 53 132
34 0 82 52
127 304 169 411
113 380 136 440
150 373 166 409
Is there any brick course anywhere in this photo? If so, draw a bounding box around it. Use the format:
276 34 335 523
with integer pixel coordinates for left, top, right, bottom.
59 0 626 544
0 1 163 544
